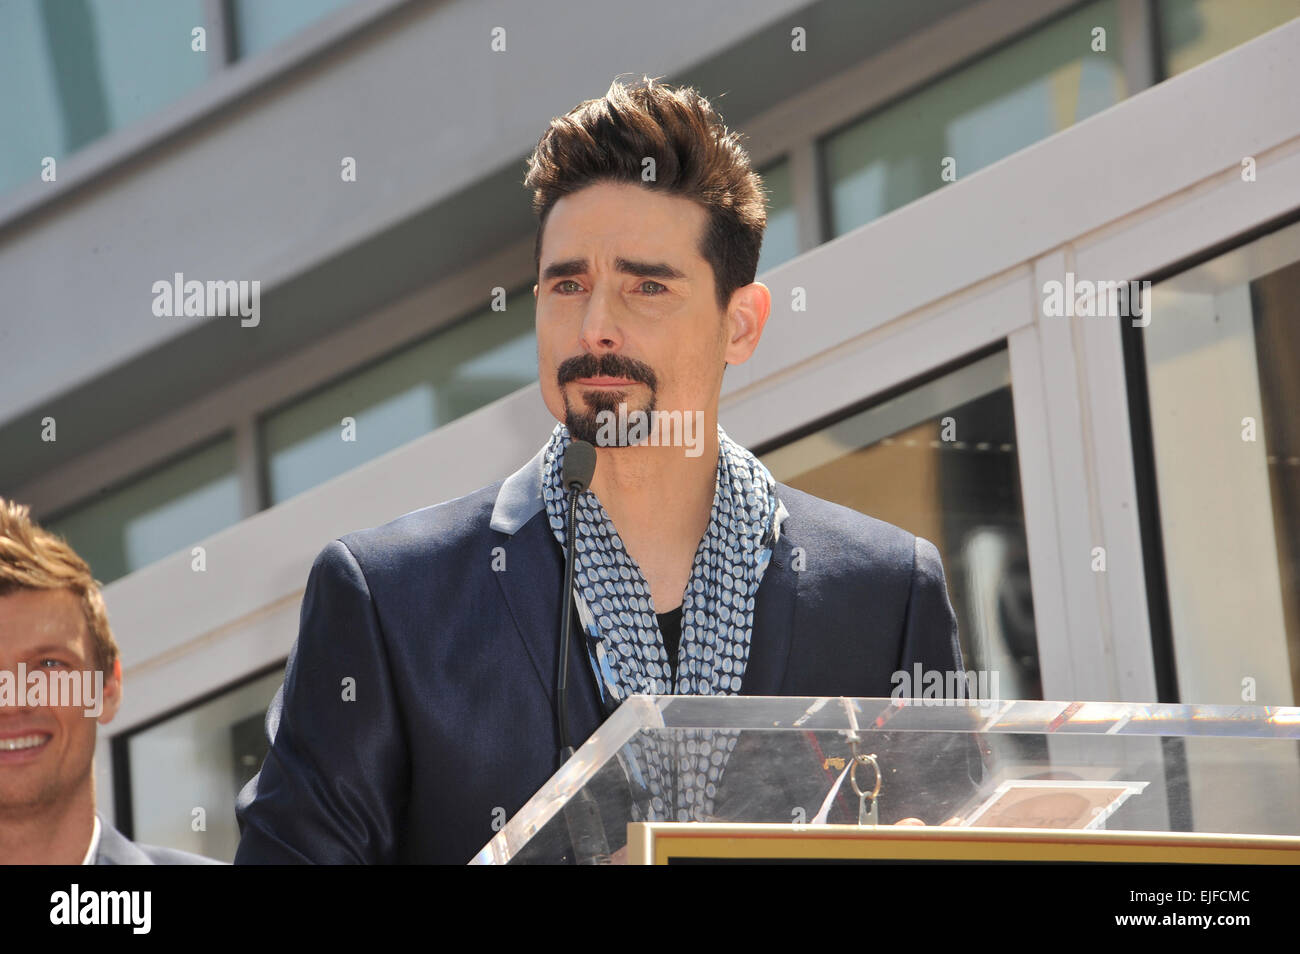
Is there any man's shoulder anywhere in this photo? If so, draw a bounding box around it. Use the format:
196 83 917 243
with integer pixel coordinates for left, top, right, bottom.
135 844 225 865
335 479 507 568
775 482 917 568
96 823 224 865
771 485 960 675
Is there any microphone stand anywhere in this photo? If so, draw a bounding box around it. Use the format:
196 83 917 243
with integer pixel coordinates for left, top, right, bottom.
556 441 611 864
557 486 580 760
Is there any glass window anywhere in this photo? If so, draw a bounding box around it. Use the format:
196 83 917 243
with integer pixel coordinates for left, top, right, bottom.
1143 220 1300 707
230 0 356 59
760 349 1039 699
824 0 1124 238
756 158 798 275
44 436 241 585
0 0 210 197
1157 0 1300 78
262 292 537 504
125 667 285 863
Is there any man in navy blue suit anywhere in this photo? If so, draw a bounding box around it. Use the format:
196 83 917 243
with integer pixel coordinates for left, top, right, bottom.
235 77 981 864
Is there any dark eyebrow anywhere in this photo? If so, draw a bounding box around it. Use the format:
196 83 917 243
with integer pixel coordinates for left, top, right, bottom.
540 257 687 282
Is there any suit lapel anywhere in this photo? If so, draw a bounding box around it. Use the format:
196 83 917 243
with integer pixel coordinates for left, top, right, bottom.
492 513 604 741
741 529 799 695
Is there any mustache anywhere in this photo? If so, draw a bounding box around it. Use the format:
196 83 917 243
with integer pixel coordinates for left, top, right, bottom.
557 353 658 390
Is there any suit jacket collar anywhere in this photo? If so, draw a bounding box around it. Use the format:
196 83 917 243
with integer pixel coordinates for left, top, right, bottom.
489 444 794 543
490 506 604 756
95 819 153 865
489 446 800 705
489 445 548 535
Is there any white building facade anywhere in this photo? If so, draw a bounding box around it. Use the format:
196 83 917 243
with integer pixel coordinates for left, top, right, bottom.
2 0 1297 858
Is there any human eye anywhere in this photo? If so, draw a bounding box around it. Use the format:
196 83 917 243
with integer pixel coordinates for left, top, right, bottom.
638 280 668 295
39 658 68 669
553 279 583 294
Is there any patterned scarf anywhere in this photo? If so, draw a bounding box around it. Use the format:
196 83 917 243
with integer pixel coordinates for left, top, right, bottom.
541 420 787 824
541 420 785 709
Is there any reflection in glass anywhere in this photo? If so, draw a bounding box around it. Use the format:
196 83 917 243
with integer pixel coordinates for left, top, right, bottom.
262 293 537 504
45 437 241 585
1157 0 1300 78
824 0 1124 237
0 0 209 196
230 0 356 59
1145 220 1300 707
126 668 285 863
756 158 798 275
760 350 1039 699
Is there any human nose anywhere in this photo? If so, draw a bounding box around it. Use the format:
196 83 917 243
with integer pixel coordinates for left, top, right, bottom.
578 284 623 353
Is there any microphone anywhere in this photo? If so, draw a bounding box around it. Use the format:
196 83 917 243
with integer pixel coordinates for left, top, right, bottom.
555 440 610 864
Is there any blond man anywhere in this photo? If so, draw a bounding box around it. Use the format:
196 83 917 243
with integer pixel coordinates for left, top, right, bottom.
0 497 216 864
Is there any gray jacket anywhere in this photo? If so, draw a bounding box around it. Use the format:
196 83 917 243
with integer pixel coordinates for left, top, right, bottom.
95 820 224 865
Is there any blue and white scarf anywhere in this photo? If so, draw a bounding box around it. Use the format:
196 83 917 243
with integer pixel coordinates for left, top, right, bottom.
542 421 785 707
541 421 787 824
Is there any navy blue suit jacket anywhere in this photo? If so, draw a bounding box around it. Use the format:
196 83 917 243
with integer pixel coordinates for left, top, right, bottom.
235 445 979 864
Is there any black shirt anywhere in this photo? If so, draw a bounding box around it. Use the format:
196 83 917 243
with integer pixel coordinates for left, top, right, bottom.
656 604 683 684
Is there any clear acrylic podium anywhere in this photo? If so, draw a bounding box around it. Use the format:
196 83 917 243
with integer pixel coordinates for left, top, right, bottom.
471 696 1300 864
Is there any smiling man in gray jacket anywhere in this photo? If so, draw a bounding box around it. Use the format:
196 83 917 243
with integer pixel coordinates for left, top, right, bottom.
0 498 218 865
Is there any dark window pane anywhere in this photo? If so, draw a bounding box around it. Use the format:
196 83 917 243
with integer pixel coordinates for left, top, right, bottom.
761 350 1039 699
126 668 285 862
1145 222 1300 705
0 0 209 196
825 0 1124 237
230 0 355 59
45 437 241 585
757 158 798 274
262 294 536 504
1158 0 1300 77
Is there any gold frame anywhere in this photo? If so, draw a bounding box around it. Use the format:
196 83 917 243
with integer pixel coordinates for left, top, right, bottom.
626 823 1300 864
